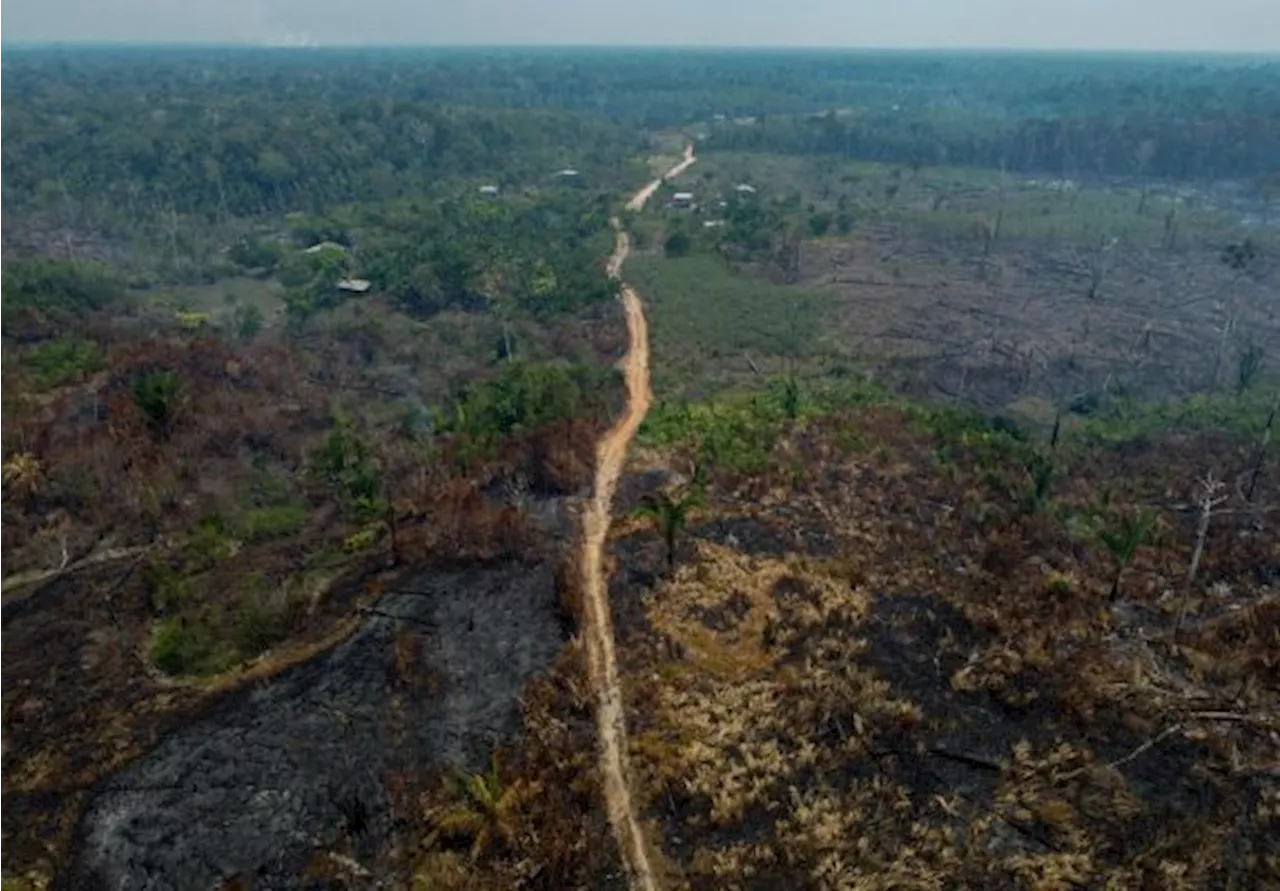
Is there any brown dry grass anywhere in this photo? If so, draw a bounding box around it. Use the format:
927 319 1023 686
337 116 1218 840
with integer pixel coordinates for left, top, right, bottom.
604 403 1279 890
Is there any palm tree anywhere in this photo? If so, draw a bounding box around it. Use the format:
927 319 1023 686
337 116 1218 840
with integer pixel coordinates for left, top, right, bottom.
1098 508 1159 600
636 486 702 572
2 453 42 495
430 753 531 860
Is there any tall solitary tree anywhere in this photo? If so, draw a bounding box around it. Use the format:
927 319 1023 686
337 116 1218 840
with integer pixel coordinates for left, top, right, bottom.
637 486 702 572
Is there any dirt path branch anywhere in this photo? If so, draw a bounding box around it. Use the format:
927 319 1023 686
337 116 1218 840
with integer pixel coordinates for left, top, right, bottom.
582 144 695 891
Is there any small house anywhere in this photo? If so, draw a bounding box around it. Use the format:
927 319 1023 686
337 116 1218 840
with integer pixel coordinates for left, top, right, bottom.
304 240 348 254
336 279 371 294
670 191 695 210
734 183 757 195
478 185 500 196
553 168 580 178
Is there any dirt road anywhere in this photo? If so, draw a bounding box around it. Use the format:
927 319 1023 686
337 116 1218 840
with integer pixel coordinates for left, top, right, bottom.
582 146 695 891
624 144 697 213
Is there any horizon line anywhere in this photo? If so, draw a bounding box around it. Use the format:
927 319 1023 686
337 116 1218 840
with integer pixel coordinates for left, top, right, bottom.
3 41 1278 57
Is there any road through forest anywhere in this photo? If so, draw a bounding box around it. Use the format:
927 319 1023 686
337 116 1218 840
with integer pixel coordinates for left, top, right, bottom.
582 144 696 891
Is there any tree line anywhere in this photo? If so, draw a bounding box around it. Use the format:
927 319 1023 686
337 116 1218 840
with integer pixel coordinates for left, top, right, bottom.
2 49 644 242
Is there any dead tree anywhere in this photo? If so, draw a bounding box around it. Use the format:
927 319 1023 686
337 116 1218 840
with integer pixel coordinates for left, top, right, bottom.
1086 233 1118 300
1209 302 1239 393
1246 401 1277 502
1176 472 1228 639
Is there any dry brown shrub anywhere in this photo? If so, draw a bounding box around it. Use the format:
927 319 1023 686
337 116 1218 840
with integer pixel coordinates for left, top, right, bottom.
397 477 536 565
526 419 596 495
553 548 586 632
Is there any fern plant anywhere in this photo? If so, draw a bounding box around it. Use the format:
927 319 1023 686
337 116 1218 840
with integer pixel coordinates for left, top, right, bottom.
1098 507 1160 600
428 753 532 860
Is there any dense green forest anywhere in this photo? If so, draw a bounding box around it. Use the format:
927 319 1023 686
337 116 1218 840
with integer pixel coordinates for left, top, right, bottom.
5 49 1278 232
6 47 1277 202
1 67 639 221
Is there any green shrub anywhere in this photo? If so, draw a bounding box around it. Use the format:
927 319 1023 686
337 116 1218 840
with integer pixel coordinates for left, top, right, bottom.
234 303 264 341
146 558 197 614
238 504 308 542
640 397 779 475
445 361 619 442
310 415 385 515
228 236 281 271
231 578 298 659
1 257 122 325
25 338 103 389
132 370 183 441
908 404 1029 470
664 230 692 257
150 617 226 676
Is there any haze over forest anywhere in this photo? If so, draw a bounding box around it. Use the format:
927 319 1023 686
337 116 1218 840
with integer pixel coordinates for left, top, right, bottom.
5 0 1280 52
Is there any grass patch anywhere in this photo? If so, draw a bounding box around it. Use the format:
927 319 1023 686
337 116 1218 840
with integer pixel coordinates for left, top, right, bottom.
149 616 237 677
625 254 835 396
148 570 309 677
137 276 285 332
640 376 892 473
1077 390 1279 449
236 504 309 542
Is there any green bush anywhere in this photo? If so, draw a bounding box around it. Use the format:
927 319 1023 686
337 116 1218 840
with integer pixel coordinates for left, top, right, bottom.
310 415 385 516
238 504 308 542
808 211 833 236
25 338 103 389
231 579 297 659
640 397 780 475
445 361 618 442
907 404 1030 470
150 617 226 676
228 236 282 271
664 230 692 257
132 370 183 441
1 257 122 324
234 303 265 341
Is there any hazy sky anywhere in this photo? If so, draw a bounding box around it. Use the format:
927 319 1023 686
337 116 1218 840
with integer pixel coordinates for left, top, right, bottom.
4 0 1279 52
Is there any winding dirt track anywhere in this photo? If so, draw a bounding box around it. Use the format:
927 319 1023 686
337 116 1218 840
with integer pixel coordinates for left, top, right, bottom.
582 145 695 891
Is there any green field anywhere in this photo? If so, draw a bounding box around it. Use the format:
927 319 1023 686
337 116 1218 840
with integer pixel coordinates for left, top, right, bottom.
625 253 838 398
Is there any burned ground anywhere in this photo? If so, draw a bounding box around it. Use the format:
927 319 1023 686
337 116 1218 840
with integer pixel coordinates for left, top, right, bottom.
612 403 1278 889
69 562 563 891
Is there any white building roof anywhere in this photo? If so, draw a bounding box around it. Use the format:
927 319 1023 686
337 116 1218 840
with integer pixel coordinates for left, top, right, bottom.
304 240 348 254
336 279 371 293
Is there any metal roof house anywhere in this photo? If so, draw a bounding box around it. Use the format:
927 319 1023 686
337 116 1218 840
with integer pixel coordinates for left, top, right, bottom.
670 191 696 209
304 240 348 254
336 279 372 294
478 185 500 196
